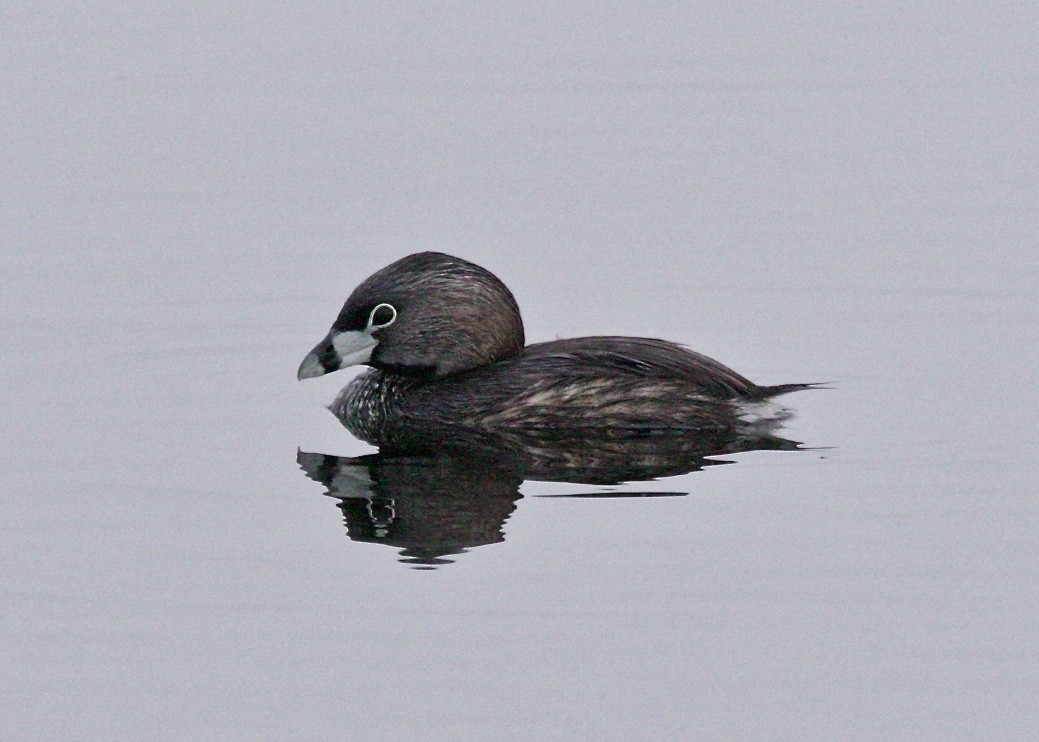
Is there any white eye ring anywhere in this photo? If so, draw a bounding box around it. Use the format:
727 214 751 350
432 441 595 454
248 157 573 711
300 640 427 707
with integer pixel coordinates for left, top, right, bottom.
366 303 397 330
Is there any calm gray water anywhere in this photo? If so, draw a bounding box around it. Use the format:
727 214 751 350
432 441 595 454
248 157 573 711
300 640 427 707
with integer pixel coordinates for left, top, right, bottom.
3 4 1037 740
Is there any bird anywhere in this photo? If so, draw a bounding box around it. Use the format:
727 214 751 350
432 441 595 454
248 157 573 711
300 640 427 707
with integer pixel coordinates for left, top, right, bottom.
298 252 815 450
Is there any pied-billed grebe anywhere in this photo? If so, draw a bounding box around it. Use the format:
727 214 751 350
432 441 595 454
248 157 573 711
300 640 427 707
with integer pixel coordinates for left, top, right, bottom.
298 252 813 448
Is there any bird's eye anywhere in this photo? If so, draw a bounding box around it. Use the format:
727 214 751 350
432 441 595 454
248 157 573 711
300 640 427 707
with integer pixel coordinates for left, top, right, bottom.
367 303 397 330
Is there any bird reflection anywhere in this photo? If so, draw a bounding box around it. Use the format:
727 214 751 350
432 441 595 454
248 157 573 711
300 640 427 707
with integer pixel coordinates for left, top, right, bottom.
298 452 521 568
298 424 803 569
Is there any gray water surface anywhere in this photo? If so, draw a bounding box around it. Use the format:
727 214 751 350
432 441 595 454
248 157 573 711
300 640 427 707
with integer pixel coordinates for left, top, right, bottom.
3 4 1037 740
